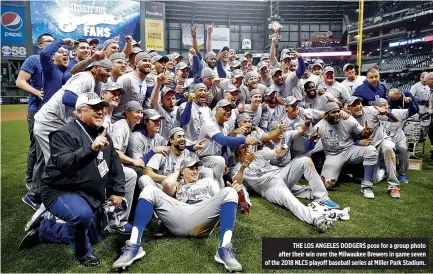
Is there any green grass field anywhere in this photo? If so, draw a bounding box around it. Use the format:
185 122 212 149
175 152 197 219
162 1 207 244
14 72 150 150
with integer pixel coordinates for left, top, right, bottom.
1 105 433 273
0 104 28 112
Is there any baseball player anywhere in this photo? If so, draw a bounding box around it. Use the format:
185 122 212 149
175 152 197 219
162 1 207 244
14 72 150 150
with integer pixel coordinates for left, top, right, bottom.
301 81 335 111
16 32 54 209
257 61 271 87
311 62 323 77
127 109 169 174
260 86 286 130
238 71 267 104
34 59 113 163
197 99 259 188
110 101 151 233
141 127 212 189
177 83 212 145
409 73 431 130
100 83 126 134
229 145 335 232
264 121 340 208
379 98 418 184
318 66 350 104
346 96 404 198
291 63 321 100
112 158 243 272
280 96 325 157
311 102 378 199
113 52 152 120
341 63 366 95
241 89 264 128
149 73 183 140
105 52 127 85
268 51 306 99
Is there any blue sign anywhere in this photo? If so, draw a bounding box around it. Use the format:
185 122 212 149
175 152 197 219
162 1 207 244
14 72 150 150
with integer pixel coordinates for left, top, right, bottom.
1 5 27 58
30 0 140 53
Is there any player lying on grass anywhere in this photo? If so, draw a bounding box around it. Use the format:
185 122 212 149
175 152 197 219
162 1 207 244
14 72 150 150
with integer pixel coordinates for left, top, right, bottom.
112 157 245 272
229 142 335 233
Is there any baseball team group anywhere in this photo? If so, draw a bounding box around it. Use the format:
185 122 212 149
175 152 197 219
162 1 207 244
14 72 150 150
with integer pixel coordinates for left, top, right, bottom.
14 24 433 272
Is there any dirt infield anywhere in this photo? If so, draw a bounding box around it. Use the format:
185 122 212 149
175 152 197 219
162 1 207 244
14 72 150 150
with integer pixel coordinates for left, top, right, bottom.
1 111 27 121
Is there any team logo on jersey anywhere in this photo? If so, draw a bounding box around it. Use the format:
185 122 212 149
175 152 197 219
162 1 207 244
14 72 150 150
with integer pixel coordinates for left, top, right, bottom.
1 12 23 31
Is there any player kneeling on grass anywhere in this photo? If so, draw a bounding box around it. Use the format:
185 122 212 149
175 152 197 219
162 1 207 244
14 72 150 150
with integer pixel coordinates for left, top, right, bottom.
308 102 378 199
112 157 243 272
20 93 126 268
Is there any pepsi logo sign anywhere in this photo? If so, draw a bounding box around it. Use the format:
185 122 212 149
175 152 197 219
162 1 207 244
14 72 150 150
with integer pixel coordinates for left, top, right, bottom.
2 46 12 55
1 12 23 31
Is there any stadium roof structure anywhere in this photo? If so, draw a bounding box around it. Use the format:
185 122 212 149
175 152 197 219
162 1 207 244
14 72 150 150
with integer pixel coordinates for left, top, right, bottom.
158 0 373 23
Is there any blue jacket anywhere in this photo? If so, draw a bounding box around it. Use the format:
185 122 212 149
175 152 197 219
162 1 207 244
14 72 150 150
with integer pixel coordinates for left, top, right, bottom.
40 39 70 106
353 79 388 106
388 91 419 113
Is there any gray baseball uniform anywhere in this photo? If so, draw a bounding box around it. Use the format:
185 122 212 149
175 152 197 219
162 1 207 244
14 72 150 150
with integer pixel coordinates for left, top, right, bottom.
229 148 325 225
410 81 431 126
301 93 334 112
281 72 301 98
265 130 330 202
155 105 181 140
196 119 232 188
313 117 378 188
139 150 214 189
318 81 350 102
281 108 323 157
243 104 263 127
34 71 96 163
139 180 237 237
313 116 378 189
382 109 411 176
109 118 138 226
178 101 212 146
127 130 168 159
238 84 266 104
353 107 399 189
114 71 147 119
260 104 286 130
342 76 366 95
292 74 320 100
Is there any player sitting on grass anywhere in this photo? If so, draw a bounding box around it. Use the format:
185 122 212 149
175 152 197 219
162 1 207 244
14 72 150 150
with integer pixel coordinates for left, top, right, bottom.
112 157 244 272
307 102 378 199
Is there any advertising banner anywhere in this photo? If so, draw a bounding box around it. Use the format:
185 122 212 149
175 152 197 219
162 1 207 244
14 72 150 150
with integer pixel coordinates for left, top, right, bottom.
182 25 205 48
144 2 164 52
30 0 140 52
1 5 27 58
211 28 230 49
145 19 164 51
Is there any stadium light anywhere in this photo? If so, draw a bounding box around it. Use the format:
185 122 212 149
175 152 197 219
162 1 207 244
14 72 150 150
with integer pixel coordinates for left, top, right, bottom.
300 51 352 57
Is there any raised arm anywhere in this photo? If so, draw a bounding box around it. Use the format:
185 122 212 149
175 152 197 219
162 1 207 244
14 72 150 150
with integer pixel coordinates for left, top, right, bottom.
150 74 165 109
162 169 181 196
71 51 105 75
206 23 214 53
270 35 278 67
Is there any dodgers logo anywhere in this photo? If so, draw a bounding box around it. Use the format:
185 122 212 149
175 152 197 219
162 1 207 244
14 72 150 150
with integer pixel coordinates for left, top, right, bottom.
1 12 23 31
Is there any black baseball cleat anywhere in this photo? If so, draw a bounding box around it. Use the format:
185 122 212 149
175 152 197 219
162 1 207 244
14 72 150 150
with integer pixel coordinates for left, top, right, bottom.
18 228 41 250
78 253 101 268
153 220 168 238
